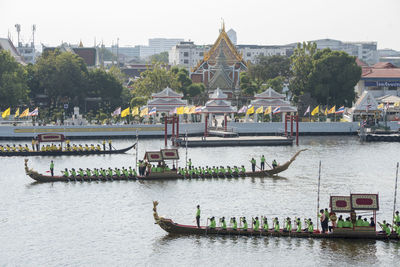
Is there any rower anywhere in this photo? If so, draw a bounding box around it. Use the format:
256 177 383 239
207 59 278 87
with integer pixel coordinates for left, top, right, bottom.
122 167 129 177
284 217 292 232
263 217 269 231
272 159 278 169
355 216 364 227
86 168 92 177
78 168 85 177
260 155 266 170
66 139 71 150
295 218 302 232
84 144 89 151
227 166 233 176
253 217 260 231
96 144 101 151
114 168 121 177
241 165 246 174
108 168 114 177
187 158 192 170
233 166 239 175
308 221 314 233
337 215 344 228
378 220 391 236
128 167 135 177
250 158 256 172
273 217 280 232
231 217 237 230
221 217 227 230
241 217 248 231
363 218 369 226
93 168 99 178
63 168 69 177
70 168 77 178
343 217 353 228
209 216 216 229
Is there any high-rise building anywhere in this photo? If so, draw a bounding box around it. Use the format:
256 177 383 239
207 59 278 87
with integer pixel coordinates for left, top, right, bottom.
148 38 183 54
227 29 237 45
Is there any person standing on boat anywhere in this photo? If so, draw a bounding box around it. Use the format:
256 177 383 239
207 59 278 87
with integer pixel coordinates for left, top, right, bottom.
272 159 278 169
209 217 216 229
295 218 302 233
394 211 400 226
196 205 201 228
250 158 256 172
108 139 112 150
187 159 192 170
253 217 260 231
50 160 54 177
102 140 106 151
31 139 35 151
231 217 237 230
221 217 227 230
260 155 265 170
241 217 248 231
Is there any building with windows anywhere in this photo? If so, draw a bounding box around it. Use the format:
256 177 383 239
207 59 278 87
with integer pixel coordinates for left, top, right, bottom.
149 38 183 54
237 45 293 64
0 37 25 64
169 41 209 69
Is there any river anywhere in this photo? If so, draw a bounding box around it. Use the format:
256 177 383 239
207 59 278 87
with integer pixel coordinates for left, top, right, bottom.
1 136 400 266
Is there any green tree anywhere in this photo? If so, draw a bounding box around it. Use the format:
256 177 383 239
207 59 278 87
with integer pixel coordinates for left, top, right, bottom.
264 76 285 93
240 72 258 96
0 50 29 108
290 42 317 103
131 63 180 98
87 68 123 108
309 49 361 106
130 96 147 107
35 50 89 107
248 55 291 87
150 52 169 64
171 67 193 97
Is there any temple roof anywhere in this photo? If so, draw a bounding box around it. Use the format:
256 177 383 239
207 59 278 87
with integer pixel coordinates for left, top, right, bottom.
147 97 187 106
202 97 236 113
376 94 400 103
254 87 285 99
250 98 297 112
151 87 183 98
192 25 247 72
210 88 228 100
351 91 379 112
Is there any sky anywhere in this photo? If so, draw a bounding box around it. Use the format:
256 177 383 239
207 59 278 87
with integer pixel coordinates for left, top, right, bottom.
1 0 400 50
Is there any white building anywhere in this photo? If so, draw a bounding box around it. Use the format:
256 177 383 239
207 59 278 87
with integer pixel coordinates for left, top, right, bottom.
149 38 183 54
169 41 210 69
237 45 293 64
309 39 378 65
227 29 237 45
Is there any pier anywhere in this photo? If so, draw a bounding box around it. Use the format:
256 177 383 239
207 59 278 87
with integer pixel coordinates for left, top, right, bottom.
175 135 294 147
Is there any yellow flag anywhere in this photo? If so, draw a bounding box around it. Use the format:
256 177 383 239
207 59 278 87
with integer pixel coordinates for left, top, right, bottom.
246 106 254 115
131 107 139 116
188 106 196 114
264 106 272 115
19 108 29 118
255 106 263 114
377 103 384 109
311 106 319 116
1 107 10 118
15 108 20 118
324 108 328 115
140 107 148 117
176 107 184 115
395 102 400 107
328 106 336 114
121 107 130 118
183 106 190 114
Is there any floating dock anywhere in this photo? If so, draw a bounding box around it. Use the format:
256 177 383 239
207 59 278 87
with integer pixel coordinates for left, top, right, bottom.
175 135 294 147
363 133 400 142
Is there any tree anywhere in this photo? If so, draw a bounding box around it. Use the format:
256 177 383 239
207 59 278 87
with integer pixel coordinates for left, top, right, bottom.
0 50 29 108
309 49 361 106
290 42 317 103
264 76 285 93
130 96 147 107
240 72 258 96
248 55 291 87
131 63 180 98
171 67 193 97
87 68 123 108
35 50 89 107
150 52 169 64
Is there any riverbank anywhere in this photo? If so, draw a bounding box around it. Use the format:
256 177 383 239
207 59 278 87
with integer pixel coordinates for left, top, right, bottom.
0 121 399 140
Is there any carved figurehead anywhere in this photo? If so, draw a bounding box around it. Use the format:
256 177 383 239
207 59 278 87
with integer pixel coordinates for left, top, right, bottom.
153 201 163 224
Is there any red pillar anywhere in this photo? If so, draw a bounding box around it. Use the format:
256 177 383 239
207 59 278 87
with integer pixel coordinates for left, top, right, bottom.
224 114 227 132
176 116 179 139
164 116 168 147
284 114 288 136
290 115 294 137
205 114 208 137
296 115 299 146
171 116 175 146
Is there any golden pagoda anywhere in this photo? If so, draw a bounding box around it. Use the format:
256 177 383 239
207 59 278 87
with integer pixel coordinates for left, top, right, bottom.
190 23 247 97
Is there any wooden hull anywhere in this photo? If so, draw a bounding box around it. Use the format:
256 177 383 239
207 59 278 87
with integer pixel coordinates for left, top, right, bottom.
156 218 398 240
23 149 305 183
1 144 135 157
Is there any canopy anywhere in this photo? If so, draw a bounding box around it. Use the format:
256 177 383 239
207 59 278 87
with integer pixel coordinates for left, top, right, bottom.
37 133 65 143
161 149 179 160
144 149 180 162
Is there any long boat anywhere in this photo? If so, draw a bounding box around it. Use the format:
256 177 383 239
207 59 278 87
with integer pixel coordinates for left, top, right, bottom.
23 149 305 183
1 144 135 157
152 201 399 241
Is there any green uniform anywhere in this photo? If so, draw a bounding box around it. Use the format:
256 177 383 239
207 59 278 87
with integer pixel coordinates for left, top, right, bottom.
274 221 280 232
296 220 302 232
222 220 227 230
232 220 237 230
337 219 344 228
253 219 260 231
261 156 265 163
86 169 91 177
108 169 113 177
286 221 292 231
63 170 69 177
50 162 54 169
78 170 84 177
70 169 77 177
394 215 400 224
308 224 314 233
263 221 269 231
94 169 99 177
234 167 239 173
241 167 246 173
355 219 364 227
343 221 353 228
242 221 248 230
210 219 216 229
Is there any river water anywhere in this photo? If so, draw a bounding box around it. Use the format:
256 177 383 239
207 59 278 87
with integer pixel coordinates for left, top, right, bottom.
1 136 400 266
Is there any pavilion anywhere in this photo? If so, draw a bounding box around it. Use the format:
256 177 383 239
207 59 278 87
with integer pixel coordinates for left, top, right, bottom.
249 87 297 121
147 87 187 114
201 88 237 132
348 91 379 121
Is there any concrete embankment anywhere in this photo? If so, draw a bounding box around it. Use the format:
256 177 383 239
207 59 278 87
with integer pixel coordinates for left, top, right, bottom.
0 122 399 140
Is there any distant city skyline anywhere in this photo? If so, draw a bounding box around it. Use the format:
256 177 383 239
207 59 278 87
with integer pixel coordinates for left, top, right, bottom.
1 0 399 50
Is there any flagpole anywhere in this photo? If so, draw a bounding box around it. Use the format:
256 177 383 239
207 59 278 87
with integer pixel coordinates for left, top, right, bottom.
393 162 399 231
185 130 188 169
316 160 321 231
135 130 138 173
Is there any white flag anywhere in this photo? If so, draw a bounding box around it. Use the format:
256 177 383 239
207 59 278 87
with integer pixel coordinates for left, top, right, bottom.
304 106 310 116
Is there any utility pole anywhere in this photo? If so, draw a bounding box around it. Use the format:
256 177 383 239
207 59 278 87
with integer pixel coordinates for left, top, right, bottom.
15 24 21 47
117 38 119 67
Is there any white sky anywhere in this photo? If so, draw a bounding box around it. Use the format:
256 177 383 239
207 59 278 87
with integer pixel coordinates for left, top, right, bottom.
1 0 399 50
